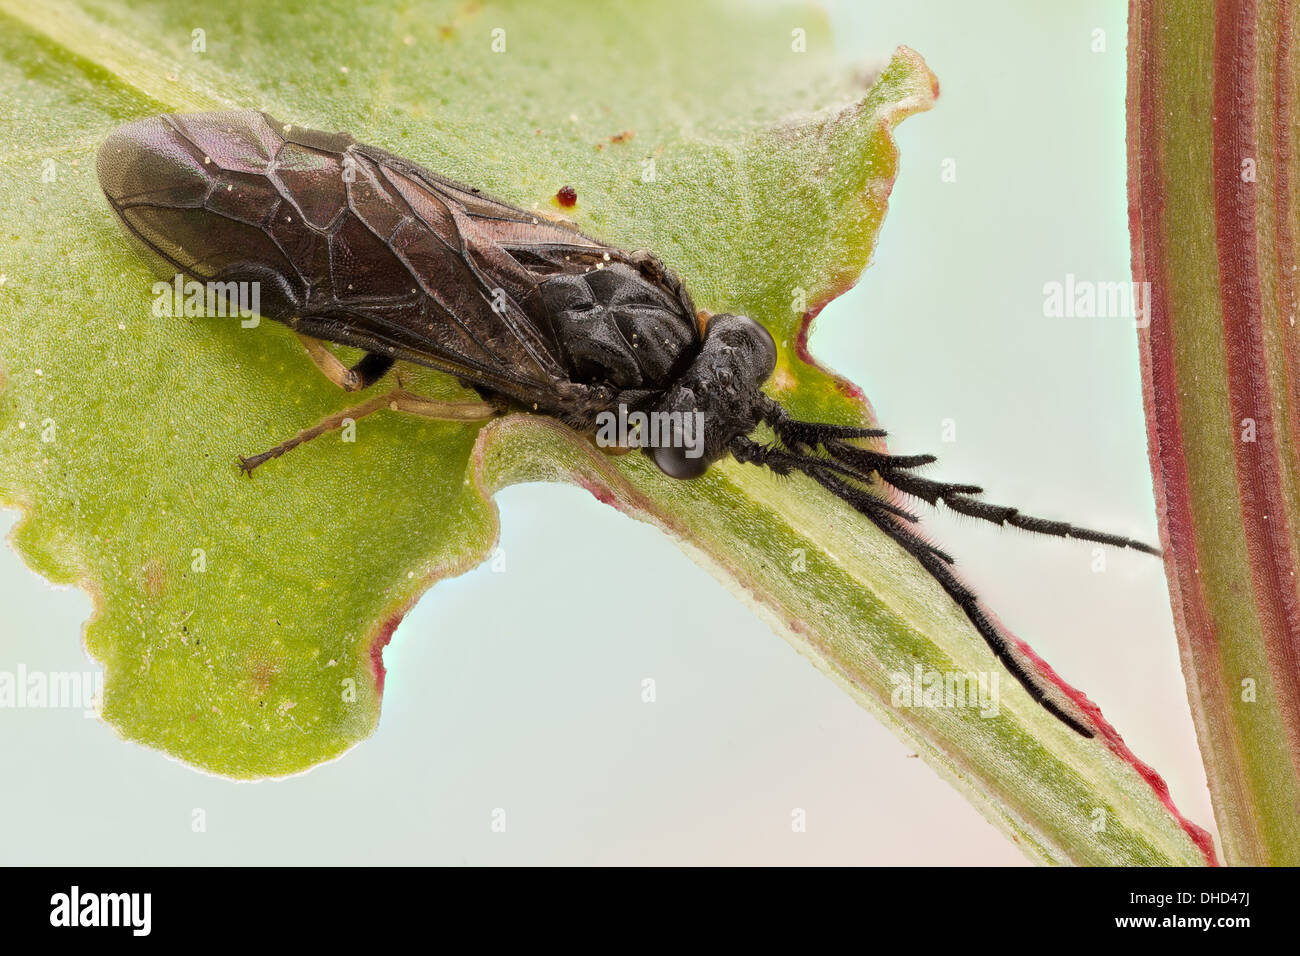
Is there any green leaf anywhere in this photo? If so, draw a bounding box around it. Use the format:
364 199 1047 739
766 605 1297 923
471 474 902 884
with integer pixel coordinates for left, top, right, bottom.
0 0 1211 863
1129 0 1300 865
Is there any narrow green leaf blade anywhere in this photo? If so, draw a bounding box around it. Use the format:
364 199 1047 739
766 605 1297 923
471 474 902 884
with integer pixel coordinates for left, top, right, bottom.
1129 0 1300 865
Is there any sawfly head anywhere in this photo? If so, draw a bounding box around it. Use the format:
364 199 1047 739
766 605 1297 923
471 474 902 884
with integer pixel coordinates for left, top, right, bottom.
647 312 777 479
645 310 894 486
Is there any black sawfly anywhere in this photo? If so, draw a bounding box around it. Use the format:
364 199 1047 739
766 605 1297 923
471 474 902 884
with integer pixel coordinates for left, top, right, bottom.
96 110 1160 738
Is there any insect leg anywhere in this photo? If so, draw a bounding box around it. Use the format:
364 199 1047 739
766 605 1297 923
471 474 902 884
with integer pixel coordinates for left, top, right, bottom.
294 333 396 392
238 387 502 476
349 353 397 388
387 389 504 421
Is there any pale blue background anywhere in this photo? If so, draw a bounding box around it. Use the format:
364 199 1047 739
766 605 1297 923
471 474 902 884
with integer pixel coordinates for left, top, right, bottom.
0 1 1215 864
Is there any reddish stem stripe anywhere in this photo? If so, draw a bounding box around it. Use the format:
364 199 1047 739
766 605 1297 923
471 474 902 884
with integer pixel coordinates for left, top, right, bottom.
1213 0 1300 785
1129 0 1227 865
1272 3 1300 467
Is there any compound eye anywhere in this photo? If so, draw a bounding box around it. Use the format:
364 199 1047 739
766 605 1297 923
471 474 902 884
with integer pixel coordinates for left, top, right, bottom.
739 316 777 383
652 443 710 480
711 313 776 384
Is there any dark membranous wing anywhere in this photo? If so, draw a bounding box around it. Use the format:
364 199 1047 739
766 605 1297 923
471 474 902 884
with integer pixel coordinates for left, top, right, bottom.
97 110 644 412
